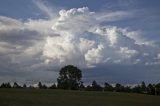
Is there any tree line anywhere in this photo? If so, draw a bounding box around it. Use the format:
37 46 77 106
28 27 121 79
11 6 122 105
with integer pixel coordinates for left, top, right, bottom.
0 65 160 96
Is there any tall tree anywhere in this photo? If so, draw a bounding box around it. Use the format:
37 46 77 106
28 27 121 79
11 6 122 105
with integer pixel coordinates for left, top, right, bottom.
13 82 21 88
38 82 43 89
23 84 27 88
141 81 147 93
147 84 155 95
57 65 82 90
91 80 102 91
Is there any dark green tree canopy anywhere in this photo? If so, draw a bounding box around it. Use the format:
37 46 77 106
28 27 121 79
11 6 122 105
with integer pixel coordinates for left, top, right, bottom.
91 80 102 91
13 82 21 88
57 65 82 90
38 82 43 89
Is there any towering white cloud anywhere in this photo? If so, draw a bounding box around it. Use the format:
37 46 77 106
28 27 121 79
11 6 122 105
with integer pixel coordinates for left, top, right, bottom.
0 7 160 70
0 5 160 84
40 7 159 68
85 44 104 67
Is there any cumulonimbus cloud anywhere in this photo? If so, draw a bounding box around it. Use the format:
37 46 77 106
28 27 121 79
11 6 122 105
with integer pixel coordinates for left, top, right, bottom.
0 6 160 74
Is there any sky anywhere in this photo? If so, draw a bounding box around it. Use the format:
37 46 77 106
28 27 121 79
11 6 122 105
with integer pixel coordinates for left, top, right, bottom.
0 0 160 85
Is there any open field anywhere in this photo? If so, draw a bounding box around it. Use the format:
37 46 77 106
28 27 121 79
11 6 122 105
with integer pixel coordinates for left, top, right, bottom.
0 89 160 106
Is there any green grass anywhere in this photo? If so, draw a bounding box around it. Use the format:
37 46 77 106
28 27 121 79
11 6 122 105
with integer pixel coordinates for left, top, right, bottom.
0 89 160 106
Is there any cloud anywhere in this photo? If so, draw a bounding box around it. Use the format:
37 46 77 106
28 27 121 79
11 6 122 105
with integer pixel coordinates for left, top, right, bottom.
0 5 160 84
33 0 57 18
40 7 160 68
85 44 104 67
96 11 132 22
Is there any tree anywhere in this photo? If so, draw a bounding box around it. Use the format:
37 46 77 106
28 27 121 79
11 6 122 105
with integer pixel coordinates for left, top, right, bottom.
91 80 102 91
38 82 43 89
141 81 147 93
155 83 160 95
13 82 21 88
104 82 113 91
57 65 82 90
50 83 57 89
132 85 142 93
23 84 27 88
147 84 155 95
0 82 11 88
79 81 85 90
42 84 47 89
115 83 124 92
123 86 131 93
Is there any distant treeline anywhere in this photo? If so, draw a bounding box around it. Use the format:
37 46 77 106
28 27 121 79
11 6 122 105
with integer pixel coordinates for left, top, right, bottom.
0 81 160 96
0 65 160 96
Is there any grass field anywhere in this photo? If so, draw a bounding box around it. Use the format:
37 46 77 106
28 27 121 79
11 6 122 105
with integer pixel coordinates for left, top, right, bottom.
0 89 160 106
